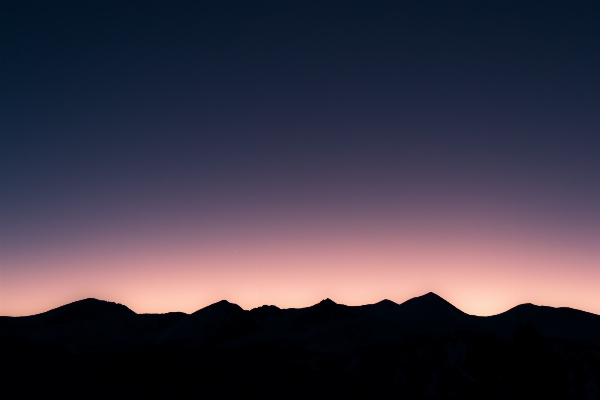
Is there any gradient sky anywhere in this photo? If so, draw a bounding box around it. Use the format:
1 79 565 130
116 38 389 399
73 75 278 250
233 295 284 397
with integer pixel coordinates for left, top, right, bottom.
1 1 599 316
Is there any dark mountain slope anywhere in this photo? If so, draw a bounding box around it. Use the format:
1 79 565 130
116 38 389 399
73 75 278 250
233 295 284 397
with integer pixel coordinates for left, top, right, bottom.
0 298 134 329
483 303 600 347
155 300 254 345
2 294 599 399
0 299 186 352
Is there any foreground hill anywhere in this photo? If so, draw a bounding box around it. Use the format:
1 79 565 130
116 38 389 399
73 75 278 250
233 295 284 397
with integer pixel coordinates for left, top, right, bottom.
2 293 599 399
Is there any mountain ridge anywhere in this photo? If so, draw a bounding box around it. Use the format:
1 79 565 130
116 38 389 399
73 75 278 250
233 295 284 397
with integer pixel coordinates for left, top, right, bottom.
4 292 597 319
3 292 599 398
2 292 599 350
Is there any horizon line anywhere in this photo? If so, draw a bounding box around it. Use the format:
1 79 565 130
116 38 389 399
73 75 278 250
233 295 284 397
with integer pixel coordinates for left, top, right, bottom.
5 291 598 319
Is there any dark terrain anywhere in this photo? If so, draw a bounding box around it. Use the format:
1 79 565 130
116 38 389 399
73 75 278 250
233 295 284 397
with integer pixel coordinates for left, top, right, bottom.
2 293 599 399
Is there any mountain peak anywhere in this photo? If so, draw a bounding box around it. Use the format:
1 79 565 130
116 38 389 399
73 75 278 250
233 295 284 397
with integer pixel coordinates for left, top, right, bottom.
293 297 356 328
214 300 235 306
401 292 466 316
317 298 337 306
249 304 281 319
53 298 133 312
192 299 243 315
375 299 399 308
31 298 135 325
421 292 444 300
418 292 453 304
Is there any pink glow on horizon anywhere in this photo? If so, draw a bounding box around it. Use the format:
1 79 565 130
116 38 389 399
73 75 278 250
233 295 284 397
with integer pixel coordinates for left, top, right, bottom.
1 212 599 317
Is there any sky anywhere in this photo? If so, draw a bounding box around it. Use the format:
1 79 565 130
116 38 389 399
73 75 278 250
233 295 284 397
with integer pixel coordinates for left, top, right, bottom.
1 1 599 316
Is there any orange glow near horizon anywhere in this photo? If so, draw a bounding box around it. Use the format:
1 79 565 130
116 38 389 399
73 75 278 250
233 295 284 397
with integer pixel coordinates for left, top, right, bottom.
2 211 598 317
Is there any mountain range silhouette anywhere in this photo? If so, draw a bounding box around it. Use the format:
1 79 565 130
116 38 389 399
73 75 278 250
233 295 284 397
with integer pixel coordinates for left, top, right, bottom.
2 293 599 399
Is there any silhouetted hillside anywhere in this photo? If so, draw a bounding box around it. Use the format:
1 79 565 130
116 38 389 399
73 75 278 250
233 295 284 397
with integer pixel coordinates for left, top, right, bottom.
2 293 599 399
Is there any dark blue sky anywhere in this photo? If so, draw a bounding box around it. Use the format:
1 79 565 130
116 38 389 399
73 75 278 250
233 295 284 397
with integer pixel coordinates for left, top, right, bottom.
1 1 599 315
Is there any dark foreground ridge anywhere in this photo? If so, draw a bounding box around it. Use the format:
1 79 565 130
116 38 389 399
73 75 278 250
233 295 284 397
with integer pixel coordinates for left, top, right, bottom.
2 293 599 399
